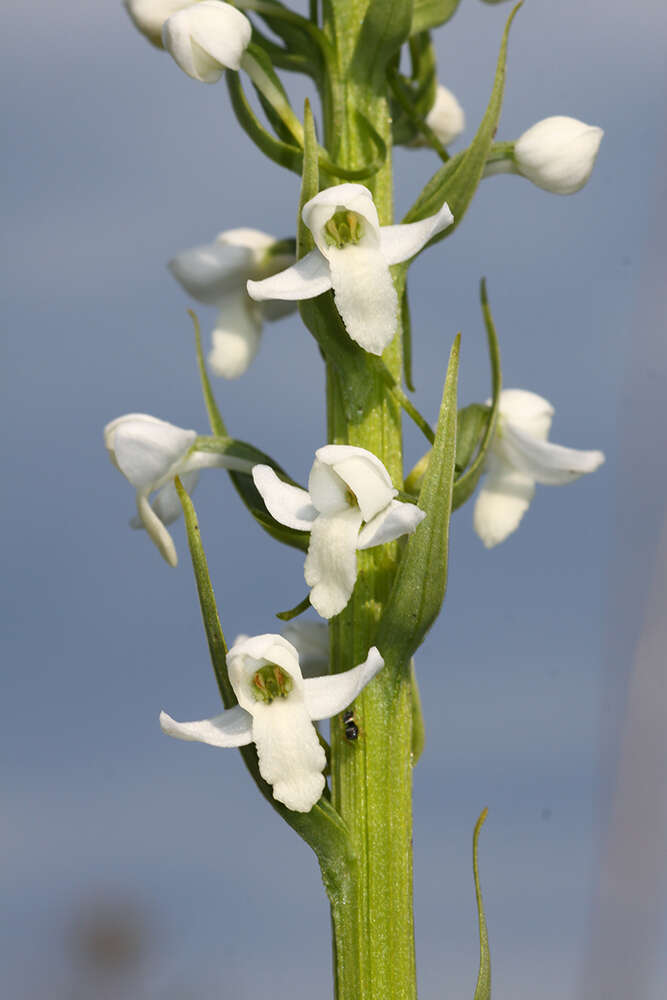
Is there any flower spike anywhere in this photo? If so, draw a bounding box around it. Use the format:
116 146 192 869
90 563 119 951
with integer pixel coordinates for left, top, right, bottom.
247 184 453 356
473 389 605 547
253 445 425 618
161 634 384 812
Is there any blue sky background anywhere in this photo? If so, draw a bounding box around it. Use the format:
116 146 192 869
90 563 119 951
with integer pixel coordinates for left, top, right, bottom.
2 1 666 997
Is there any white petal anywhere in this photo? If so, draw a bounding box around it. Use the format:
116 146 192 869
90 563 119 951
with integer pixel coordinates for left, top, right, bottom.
247 249 331 302
500 423 605 485
473 464 536 548
357 499 425 549
379 202 454 266
252 465 318 530
135 491 179 566
498 389 554 440
208 296 263 378
228 634 303 714
425 85 465 146
251 701 326 812
162 2 251 82
515 116 604 195
168 241 254 305
317 446 396 522
124 0 200 47
307 458 350 516
305 509 363 619
281 621 329 678
106 414 196 490
304 647 384 720
159 705 253 747
302 184 381 257
327 244 398 355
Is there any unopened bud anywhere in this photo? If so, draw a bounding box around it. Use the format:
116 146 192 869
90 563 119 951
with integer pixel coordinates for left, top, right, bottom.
514 115 603 195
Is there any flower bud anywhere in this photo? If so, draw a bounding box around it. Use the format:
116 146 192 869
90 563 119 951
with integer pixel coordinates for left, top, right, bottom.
162 1 252 83
514 116 603 195
123 0 201 48
425 84 465 146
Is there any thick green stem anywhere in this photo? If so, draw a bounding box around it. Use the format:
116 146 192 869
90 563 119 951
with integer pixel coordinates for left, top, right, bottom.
320 5 416 999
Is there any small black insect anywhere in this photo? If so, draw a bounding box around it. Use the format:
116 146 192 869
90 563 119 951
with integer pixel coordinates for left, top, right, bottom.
342 709 359 742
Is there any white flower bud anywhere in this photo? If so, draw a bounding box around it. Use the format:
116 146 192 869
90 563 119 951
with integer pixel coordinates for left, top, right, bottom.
514 116 603 195
162 1 252 83
123 0 202 48
425 85 465 146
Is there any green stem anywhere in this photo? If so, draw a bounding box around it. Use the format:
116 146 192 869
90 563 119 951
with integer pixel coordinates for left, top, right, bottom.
319 5 416 999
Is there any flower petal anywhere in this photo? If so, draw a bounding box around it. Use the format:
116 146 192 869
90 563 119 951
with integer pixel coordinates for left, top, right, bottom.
168 241 254 304
106 415 196 491
378 202 454 265
302 184 381 256
159 705 253 746
304 646 384 720
473 463 536 548
163 2 251 82
497 389 554 440
357 499 425 549
208 295 263 379
247 249 331 302
425 84 465 146
252 465 318 530
327 244 398 355
501 423 605 485
316 446 396 522
304 508 363 619
135 492 179 566
307 458 350 516
251 701 326 812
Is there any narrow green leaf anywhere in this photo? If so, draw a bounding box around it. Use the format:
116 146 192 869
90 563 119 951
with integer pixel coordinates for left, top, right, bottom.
402 286 415 392
375 335 459 668
189 310 227 438
473 808 491 1000
402 2 523 241
455 404 491 476
299 99 319 257
174 478 357 898
452 278 502 510
350 0 413 89
410 0 462 36
276 593 311 621
227 70 303 174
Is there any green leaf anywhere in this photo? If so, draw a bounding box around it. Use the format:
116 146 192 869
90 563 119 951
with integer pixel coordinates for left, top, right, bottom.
472 808 491 1000
174 479 357 904
411 0 461 36
402 2 523 241
452 277 502 510
276 593 311 621
350 0 413 89
455 404 490 476
189 310 227 437
226 69 303 174
375 335 459 668
299 99 319 257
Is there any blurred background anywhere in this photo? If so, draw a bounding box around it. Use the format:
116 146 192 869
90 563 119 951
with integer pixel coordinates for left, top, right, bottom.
2 1 666 997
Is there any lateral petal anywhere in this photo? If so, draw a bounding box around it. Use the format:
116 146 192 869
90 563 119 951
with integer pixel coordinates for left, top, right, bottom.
379 203 454 265
327 245 398 355
501 424 605 485
247 249 331 302
159 705 253 747
251 701 326 812
304 508 363 619
357 499 425 549
304 647 384 720
252 465 318 530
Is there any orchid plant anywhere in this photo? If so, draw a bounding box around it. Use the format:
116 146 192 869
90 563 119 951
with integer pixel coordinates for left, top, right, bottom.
112 2 605 997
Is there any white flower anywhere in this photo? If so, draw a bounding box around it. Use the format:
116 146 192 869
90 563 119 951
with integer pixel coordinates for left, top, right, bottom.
425 84 465 146
473 390 605 548
104 413 251 566
169 228 296 378
162 1 251 83
514 116 603 195
160 633 384 812
247 183 453 356
253 445 426 618
123 0 202 47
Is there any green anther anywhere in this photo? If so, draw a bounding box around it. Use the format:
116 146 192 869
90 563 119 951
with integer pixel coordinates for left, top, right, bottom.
344 487 357 507
251 662 294 704
323 209 365 249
